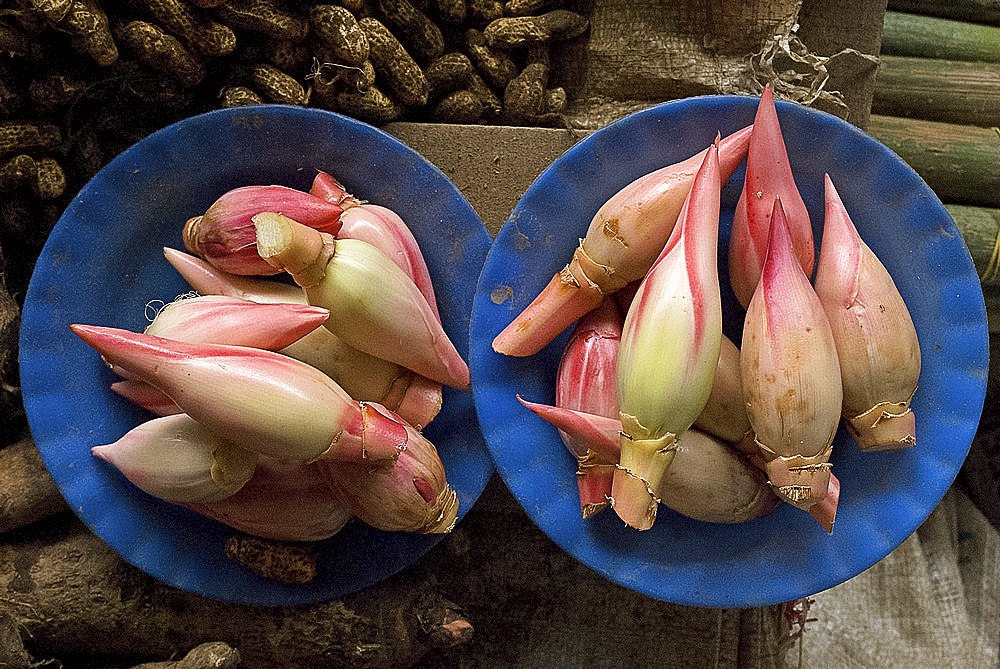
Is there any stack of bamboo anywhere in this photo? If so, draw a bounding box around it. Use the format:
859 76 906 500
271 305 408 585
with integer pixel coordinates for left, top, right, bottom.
876 0 1000 531
871 0 1000 331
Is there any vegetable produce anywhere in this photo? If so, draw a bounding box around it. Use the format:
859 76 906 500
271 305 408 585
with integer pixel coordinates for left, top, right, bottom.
92 413 257 504
252 211 471 391
310 171 440 319
491 123 752 357
182 185 344 275
613 139 723 529
73 176 466 576
728 84 814 308
506 90 919 535
72 325 413 464
515 399 779 524
161 247 443 429
814 174 921 451
317 405 459 534
740 199 842 512
553 297 621 517
185 459 353 542
104 295 332 414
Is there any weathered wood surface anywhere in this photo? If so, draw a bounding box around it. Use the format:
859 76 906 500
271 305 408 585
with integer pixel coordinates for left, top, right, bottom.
0 514 467 669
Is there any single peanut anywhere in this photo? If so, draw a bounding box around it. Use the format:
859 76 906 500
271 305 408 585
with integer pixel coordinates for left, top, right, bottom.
483 9 589 49
465 28 517 90
63 0 119 66
425 51 475 99
433 89 484 124
309 5 369 67
250 63 307 105
0 122 61 158
25 0 74 23
359 17 429 107
117 20 205 87
224 535 317 584
503 0 544 17
216 0 309 42
136 0 236 57
329 84 403 123
219 85 264 107
376 0 445 65
466 0 503 24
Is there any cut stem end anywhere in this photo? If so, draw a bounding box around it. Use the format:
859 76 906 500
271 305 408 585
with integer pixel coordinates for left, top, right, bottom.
846 403 916 452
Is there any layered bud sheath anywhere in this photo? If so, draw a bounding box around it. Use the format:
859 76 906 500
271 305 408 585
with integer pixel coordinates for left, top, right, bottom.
161 248 442 429
814 174 921 451
310 171 440 320
694 334 753 444
70 325 412 463
142 295 330 349
106 295 331 413
613 141 724 530
183 185 343 275
741 199 842 511
515 400 777 524
317 405 459 534
728 85 814 308
554 297 622 518
252 212 470 391
185 459 353 542
658 429 779 524
492 125 751 357
92 413 257 504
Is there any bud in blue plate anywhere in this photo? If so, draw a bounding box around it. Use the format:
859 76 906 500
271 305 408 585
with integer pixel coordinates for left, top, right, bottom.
814 174 920 451
613 140 723 530
741 198 842 512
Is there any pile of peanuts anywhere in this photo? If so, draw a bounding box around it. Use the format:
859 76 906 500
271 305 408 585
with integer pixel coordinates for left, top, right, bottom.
0 0 589 301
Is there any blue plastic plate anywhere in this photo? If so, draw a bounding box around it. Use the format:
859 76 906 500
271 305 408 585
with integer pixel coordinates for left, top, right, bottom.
19 105 494 605
470 95 989 608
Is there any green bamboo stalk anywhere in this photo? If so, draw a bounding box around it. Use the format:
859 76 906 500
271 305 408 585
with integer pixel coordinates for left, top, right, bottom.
882 11 1000 62
872 55 1000 127
887 0 1000 25
946 203 1000 287
938 205 1000 332
867 114 1000 208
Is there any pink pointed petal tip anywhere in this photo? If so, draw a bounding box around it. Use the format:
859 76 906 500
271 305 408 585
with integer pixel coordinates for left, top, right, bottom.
516 396 621 464
807 473 840 533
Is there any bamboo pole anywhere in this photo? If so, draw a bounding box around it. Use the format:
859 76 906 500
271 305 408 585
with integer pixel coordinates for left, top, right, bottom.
887 0 1000 25
881 11 1000 61
946 204 1000 333
872 55 1000 127
947 204 1000 287
867 114 1000 208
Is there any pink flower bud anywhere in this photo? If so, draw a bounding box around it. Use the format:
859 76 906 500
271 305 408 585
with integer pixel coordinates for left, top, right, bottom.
741 198 842 512
728 85 814 308
183 185 343 275
814 174 920 451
